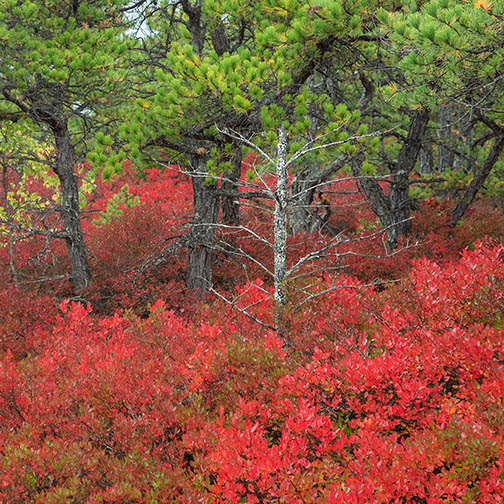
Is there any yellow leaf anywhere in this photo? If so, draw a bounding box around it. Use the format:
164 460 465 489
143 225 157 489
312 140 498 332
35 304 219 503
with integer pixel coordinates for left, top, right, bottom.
475 0 492 12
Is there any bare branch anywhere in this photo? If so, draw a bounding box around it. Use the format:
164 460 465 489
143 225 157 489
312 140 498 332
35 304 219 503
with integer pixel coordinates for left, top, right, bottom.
202 223 274 249
209 285 276 332
286 130 386 168
285 231 347 277
297 278 402 307
215 126 277 168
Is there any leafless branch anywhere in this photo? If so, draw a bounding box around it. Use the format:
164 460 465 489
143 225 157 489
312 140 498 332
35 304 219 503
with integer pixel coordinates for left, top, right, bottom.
204 223 274 249
297 278 402 307
286 231 347 277
209 284 276 332
215 126 277 168
286 130 387 168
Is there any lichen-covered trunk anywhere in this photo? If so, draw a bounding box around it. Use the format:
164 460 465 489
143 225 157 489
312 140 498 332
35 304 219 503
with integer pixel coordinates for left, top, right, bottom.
274 127 288 307
273 128 289 340
52 122 91 292
187 155 220 295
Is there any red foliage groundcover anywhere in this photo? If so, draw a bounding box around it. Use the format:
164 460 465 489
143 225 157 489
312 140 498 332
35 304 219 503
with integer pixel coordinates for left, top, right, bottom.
1 241 504 503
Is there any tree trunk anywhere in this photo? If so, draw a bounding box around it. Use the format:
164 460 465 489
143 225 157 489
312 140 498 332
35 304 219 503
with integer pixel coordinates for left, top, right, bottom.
289 168 317 235
274 127 288 307
220 147 242 226
289 155 348 234
390 108 429 236
181 0 205 55
355 109 429 250
450 135 504 227
1 164 19 286
453 109 474 172
437 104 456 172
273 127 289 339
187 154 220 295
419 139 434 175
437 103 474 172
52 122 91 292
387 166 412 247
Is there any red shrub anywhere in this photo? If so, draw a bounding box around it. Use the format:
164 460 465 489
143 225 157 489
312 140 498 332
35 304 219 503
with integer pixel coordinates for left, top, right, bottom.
0 287 57 360
1 242 504 502
84 166 193 314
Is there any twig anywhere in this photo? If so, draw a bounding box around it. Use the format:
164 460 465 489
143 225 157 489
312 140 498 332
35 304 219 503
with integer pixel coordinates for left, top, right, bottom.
208 285 276 331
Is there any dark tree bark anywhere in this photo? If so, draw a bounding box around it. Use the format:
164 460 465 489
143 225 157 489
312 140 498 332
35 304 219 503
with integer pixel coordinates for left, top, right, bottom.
210 22 242 227
437 104 456 172
419 139 434 175
180 0 205 55
211 21 230 57
289 169 318 235
52 121 91 291
450 135 504 227
186 154 220 295
220 147 242 226
289 155 348 234
436 103 475 173
355 109 430 249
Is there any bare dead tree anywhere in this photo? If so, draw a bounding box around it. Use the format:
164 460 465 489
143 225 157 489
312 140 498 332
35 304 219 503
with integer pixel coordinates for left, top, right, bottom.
204 125 417 340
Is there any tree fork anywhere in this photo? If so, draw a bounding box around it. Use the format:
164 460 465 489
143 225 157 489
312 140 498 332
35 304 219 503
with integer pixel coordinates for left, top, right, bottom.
450 135 504 228
354 109 429 250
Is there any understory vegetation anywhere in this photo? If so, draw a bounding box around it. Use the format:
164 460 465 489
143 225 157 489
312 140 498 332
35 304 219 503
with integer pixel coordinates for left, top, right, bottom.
1 164 504 503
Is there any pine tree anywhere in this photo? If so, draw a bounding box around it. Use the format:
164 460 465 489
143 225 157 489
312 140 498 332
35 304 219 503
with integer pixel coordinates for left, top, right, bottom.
385 0 504 227
121 0 384 294
0 0 132 291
